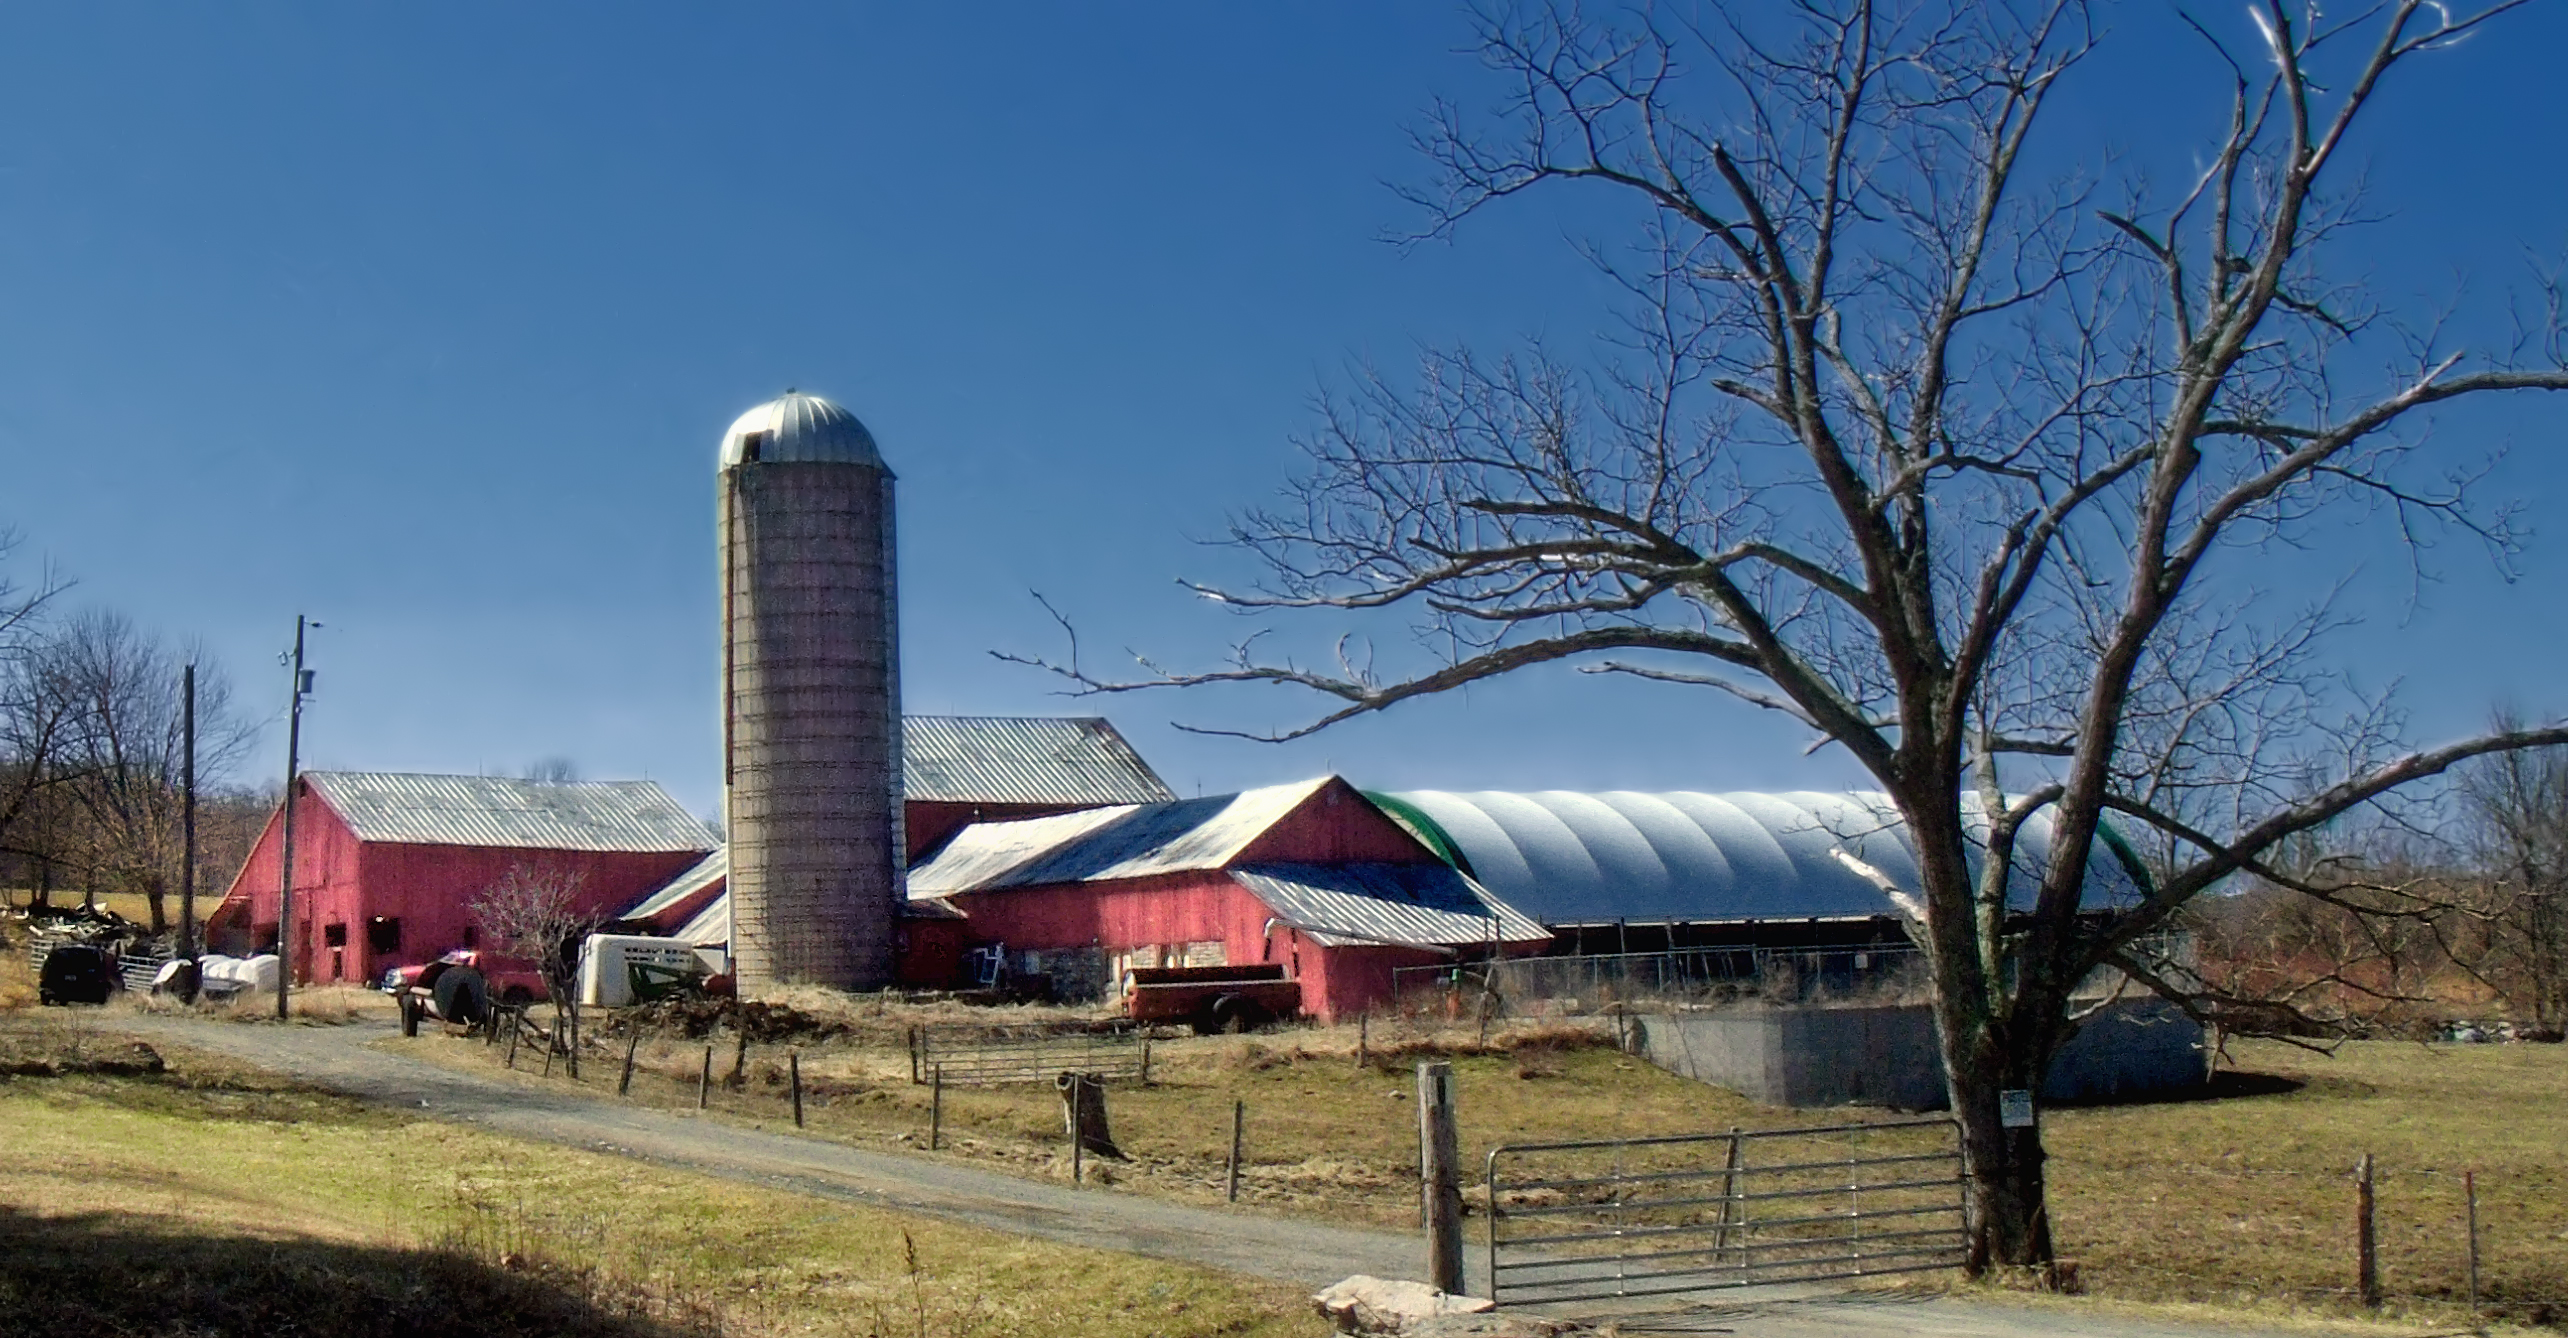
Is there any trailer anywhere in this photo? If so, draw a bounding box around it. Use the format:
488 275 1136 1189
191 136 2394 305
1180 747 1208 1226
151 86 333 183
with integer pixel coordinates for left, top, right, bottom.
1124 963 1300 1033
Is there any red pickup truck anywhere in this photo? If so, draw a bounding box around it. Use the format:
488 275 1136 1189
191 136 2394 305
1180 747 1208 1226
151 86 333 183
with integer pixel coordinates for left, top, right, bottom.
382 949 547 1032
1124 964 1301 1033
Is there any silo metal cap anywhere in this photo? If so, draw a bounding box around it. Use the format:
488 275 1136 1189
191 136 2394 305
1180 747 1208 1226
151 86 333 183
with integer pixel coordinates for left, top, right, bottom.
719 391 885 468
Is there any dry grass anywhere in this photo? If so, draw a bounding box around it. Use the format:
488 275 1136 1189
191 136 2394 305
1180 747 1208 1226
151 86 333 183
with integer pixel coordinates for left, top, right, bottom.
413 999 2568 1328
0 1015 1323 1338
414 1008 1846 1230
2046 1038 2568 1327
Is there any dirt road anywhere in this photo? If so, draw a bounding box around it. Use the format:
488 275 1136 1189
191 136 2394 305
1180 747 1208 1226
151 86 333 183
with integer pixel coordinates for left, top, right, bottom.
120 1016 2317 1338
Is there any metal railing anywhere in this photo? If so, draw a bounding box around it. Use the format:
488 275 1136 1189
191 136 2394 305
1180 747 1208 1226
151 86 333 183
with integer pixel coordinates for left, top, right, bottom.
1484 1117 1966 1305
1397 944 1932 1019
906 1023 1150 1087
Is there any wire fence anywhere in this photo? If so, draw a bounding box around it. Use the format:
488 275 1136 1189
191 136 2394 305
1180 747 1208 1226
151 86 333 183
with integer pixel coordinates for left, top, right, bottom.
2048 1154 2568 1318
1393 945 1933 1020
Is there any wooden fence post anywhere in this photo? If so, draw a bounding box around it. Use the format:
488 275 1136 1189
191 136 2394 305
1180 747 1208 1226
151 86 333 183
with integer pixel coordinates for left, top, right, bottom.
1227 1099 1245 1203
2465 1168 2481 1314
1070 1074 1086 1186
930 1065 943 1150
698 1045 713 1110
619 1032 640 1097
503 1012 519 1069
1417 1060 1464 1296
790 1051 804 1128
2355 1152 2379 1308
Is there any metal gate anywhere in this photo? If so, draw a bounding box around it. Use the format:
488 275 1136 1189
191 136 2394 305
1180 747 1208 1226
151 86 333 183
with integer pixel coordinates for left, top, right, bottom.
1484 1118 1965 1305
907 1023 1149 1086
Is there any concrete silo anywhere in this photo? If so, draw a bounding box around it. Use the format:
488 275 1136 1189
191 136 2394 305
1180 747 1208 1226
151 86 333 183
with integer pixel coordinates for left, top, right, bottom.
718 392 904 992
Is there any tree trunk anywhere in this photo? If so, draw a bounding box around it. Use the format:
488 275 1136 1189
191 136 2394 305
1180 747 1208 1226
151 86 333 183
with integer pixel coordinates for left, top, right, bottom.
145 874 166 933
1942 1009 2058 1274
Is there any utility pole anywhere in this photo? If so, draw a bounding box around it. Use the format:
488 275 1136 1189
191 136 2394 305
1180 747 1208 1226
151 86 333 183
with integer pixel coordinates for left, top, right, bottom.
276 617 315 1020
181 662 197 961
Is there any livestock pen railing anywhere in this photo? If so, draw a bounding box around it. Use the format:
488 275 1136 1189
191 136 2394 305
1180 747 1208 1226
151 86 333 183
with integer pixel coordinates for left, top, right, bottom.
906 1023 1150 1086
1396 944 1933 1019
1484 1117 1967 1306
1397 936 2190 1021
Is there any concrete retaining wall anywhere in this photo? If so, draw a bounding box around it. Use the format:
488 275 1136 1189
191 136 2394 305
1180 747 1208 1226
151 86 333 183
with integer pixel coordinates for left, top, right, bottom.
1634 997 2205 1109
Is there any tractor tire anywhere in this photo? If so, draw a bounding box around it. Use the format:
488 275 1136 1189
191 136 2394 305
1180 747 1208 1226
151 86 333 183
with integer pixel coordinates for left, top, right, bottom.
1210 994 1271 1034
432 966 489 1030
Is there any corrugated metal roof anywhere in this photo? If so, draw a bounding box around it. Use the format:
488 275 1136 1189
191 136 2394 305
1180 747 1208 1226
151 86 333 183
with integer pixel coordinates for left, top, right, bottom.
907 778 1333 896
1385 790 2145 926
671 893 730 947
622 848 726 924
904 715 1175 806
304 772 717 854
720 391 884 468
1233 863 1549 950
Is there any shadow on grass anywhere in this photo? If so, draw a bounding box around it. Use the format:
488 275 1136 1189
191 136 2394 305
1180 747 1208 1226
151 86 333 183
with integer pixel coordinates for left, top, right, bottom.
0 1205 721 1338
2045 1069 2309 1110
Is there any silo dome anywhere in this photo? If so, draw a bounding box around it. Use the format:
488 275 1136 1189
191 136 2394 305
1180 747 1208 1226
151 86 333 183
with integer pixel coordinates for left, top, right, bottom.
719 391 884 468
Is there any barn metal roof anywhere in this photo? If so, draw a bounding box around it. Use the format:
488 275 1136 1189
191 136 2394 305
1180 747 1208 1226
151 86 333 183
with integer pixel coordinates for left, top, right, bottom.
719 391 884 469
907 778 1335 896
671 893 729 947
1381 790 2146 926
903 715 1175 806
622 848 726 924
1233 863 1548 951
303 772 717 854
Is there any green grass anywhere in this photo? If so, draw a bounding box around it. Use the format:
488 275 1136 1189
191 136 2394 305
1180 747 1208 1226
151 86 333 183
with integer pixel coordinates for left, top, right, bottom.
0 1017 1323 1338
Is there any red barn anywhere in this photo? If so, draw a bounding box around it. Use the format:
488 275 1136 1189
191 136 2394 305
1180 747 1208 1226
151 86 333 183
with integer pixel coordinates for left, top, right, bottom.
903 776 1548 1021
618 715 1179 978
208 772 716 986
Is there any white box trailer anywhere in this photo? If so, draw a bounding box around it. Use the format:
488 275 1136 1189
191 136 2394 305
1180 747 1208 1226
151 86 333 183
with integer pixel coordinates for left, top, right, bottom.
577 934 704 1008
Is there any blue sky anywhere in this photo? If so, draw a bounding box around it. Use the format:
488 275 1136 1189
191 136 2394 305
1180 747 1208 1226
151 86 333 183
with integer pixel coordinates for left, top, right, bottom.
3 3 2566 820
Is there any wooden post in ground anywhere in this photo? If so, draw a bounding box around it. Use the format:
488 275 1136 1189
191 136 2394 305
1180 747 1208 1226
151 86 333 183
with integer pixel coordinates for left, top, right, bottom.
2465 1169 2481 1313
541 1018 556 1078
730 1026 749 1089
930 1065 943 1150
790 1051 804 1128
698 1045 713 1110
504 1013 519 1069
2355 1152 2379 1308
1140 1036 1152 1086
1417 1060 1464 1295
619 1033 640 1096
1070 1075 1085 1186
1357 1014 1368 1070
1227 1099 1244 1203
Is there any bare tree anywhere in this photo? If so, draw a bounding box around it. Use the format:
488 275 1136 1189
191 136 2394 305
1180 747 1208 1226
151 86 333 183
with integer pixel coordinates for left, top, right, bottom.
2454 724 2568 1034
44 612 257 932
0 529 71 893
520 757 581 785
469 863 600 1073
1018 1 2568 1270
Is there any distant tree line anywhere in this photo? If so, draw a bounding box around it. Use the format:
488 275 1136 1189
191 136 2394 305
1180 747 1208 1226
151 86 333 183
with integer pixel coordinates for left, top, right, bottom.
2188 726 2568 1039
0 533 266 935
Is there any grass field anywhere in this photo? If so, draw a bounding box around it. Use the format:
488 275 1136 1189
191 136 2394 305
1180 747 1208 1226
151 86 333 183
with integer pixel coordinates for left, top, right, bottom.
0 1014 1320 1338
397 1004 2568 1328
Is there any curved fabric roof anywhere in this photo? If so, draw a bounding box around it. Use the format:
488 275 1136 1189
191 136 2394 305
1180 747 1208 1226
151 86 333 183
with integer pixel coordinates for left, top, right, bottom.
1381 790 2146 926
